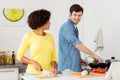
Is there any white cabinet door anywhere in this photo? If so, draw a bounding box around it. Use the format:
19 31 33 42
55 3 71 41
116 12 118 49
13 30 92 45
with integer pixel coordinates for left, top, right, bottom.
0 68 18 80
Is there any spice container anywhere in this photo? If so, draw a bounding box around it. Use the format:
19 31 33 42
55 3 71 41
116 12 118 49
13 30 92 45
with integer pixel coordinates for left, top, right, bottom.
0 51 7 65
12 51 15 64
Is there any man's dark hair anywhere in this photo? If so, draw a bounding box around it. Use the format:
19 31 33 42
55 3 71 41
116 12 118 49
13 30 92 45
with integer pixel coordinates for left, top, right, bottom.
70 4 83 14
27 9 51 30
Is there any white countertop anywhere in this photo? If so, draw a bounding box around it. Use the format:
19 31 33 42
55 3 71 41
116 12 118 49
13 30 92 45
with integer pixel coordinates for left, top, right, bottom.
22 75 106 80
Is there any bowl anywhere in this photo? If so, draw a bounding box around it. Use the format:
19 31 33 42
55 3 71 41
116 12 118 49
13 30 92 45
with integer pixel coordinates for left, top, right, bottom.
88 63 107 69
88 63 99 69
98 63 107 68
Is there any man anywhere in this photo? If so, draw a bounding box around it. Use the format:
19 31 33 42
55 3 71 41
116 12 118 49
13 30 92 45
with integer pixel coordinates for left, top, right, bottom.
58 4 101 74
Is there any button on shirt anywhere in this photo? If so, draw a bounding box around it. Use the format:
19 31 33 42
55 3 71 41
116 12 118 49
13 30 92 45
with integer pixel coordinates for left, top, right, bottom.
58 19 82 72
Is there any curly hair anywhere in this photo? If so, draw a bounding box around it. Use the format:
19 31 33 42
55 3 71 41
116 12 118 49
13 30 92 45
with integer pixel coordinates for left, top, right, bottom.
27 9 51 30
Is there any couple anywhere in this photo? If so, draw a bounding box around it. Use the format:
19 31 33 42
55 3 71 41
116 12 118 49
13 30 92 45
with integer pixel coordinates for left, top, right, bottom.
17 4 100 76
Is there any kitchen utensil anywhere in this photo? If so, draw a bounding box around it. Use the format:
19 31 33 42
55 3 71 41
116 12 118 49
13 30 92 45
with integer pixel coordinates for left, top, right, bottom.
41 69 53 76
89 63 99 69
105 59 111 70
37 69 56 79
89 63 107 69
98 63 107 68
70 72 105 78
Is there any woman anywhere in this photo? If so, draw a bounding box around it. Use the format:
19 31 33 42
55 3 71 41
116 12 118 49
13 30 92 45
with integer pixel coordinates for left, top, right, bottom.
17 9 58 76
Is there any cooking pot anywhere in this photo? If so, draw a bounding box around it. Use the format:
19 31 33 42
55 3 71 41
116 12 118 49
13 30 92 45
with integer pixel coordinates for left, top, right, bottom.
89 62 107 69
105 59 111 70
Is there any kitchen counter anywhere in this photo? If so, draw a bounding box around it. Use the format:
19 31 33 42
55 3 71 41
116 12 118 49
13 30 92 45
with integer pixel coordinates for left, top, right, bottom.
0 63 27 73
22 75 106 80
22 72 106 80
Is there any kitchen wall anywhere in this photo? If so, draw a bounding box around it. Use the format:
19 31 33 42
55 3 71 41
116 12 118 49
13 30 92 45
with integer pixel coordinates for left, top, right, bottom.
0 0 120 60
83 0 120 60
0 0 84 58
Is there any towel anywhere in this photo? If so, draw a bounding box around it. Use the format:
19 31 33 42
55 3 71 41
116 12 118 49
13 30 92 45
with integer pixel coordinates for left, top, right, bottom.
94 29 104 52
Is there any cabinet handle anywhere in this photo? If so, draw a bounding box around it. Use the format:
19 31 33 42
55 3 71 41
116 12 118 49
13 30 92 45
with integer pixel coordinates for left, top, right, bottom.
0 70 14 73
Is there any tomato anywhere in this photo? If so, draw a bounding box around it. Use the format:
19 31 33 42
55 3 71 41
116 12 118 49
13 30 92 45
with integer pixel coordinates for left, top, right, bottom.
96 68 101 73
99 70 104 73
92 68 97 73
92 68 106 74
99 69 106 74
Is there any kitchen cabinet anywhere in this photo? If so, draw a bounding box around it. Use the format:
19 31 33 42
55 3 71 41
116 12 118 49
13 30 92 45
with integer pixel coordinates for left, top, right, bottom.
0 68 18 80
0 63 27 80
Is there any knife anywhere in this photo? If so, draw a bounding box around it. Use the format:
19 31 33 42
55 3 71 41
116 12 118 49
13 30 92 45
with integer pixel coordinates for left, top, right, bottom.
41 69 53 76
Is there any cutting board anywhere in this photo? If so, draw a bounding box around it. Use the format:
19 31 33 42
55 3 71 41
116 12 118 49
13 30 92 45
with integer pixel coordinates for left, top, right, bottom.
36 75 58 79
69 72 106 78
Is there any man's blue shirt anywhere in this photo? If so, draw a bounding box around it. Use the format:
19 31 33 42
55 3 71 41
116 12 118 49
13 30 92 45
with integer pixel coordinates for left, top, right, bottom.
58 19 82 72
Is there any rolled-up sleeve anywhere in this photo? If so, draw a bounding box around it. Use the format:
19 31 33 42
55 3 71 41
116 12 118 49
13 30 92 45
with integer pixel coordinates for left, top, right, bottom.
61 24 81 47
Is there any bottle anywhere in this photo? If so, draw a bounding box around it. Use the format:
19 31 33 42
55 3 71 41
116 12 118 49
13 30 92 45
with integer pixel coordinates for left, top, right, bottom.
12 51 15 64
6 50 11 64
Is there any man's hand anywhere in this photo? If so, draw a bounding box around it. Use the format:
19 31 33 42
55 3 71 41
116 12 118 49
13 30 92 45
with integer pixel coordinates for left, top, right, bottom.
81 58 87 66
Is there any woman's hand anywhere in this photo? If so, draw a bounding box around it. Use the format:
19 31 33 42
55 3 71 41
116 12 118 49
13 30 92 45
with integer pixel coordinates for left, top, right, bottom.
52 68 58 76
32 61 42 71
21 56 42 71
51 61 58 76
